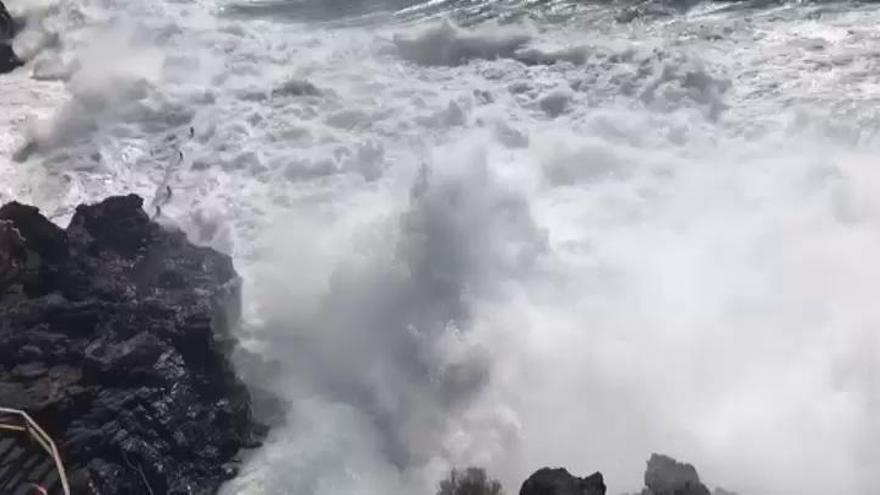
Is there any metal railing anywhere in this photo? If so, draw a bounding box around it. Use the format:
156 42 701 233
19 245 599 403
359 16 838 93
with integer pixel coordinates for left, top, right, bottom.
0 407 71 495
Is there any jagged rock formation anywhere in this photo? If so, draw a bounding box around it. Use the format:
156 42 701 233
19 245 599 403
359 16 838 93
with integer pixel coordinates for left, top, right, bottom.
0 219 24 292
0 0 22 74
641 454 711 495
0 0 14 38
520 454 737 495
519 467 606 495
0 195 263 494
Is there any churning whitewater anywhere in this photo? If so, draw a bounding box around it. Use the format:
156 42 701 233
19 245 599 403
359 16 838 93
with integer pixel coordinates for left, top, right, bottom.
2 0 880 493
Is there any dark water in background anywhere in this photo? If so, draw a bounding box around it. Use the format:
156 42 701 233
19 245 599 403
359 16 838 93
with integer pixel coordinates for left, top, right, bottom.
219 0 698 25
220 0 869 26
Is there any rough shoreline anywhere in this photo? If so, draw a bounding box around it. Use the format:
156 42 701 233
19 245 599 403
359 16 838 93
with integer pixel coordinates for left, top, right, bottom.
516 453 735 495
0 195 263 494
0 0 22 74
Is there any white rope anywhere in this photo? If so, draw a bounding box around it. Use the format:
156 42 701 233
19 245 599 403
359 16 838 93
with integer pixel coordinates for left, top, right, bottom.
0 407 71 495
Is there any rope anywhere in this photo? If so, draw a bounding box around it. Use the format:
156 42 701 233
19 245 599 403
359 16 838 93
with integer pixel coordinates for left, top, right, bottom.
122 450 156 495
0 407 71 495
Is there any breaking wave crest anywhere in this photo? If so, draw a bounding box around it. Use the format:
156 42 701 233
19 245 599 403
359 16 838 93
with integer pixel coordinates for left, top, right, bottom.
2 1 880 494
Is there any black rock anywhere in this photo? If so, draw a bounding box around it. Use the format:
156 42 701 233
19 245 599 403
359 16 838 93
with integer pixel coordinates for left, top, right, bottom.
0 219 25 291
0 0 23 74
641 454 711 495
0 42 20 73
0 0 14 39
0 195 263 494
520 467 606 495
0 201 68 296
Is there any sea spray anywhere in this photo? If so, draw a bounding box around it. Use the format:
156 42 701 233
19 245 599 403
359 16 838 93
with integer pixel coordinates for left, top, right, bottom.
1 1 879 493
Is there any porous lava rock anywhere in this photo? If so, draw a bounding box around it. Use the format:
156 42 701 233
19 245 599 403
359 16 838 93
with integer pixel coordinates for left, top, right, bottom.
0 195 263 494
520 467 606 495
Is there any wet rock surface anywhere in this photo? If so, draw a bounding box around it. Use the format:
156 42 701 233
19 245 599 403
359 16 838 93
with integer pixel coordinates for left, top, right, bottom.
521 454 737 495
0 195 263 494
0 0 22 74
641 453 711 495
0 1 13 37
519 467 606 495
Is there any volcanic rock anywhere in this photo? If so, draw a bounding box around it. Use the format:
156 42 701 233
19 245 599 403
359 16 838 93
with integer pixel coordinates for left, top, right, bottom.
520 467 606 495
641 454 712 495
0 195 263 494
0 0 22 74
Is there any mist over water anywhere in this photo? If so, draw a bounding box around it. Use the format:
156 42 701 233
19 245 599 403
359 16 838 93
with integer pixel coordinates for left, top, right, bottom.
2 0 880 494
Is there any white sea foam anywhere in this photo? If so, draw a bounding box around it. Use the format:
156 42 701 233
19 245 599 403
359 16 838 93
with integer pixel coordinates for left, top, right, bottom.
2 1 880 494
393 21 531 66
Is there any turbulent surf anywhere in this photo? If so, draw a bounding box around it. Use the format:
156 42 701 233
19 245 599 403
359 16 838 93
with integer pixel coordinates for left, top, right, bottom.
1 0 879 493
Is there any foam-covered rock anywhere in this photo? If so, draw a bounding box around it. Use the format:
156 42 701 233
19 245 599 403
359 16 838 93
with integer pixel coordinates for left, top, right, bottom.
520 467 606 495
0 219 24 292
0 195 263 494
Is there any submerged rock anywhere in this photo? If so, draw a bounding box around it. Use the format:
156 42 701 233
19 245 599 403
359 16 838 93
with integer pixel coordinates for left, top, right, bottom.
0 195 263 494
520 467 606 495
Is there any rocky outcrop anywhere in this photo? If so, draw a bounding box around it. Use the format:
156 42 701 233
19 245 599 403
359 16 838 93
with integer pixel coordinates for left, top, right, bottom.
520 454 737 495
0 220 24 292
0 43 20 73
0 0 14 38
0 195 263 494
519 468 606 495
0 0 22 74
641 454 711 495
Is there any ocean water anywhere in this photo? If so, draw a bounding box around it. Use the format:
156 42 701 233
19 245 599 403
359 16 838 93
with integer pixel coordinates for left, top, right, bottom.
2 0 880 493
